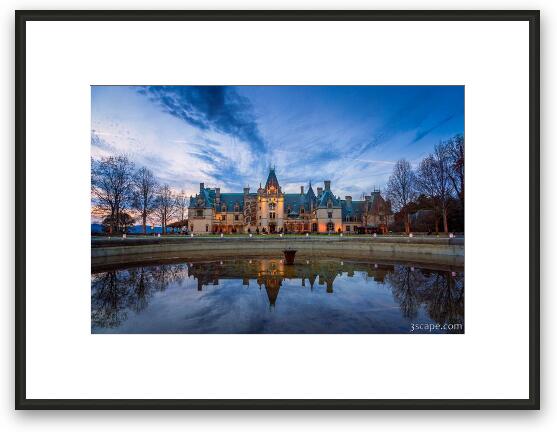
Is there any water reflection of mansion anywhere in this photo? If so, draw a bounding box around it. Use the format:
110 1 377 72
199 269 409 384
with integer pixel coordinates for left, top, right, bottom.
188 168 393 235
187 259 393 306
91 259 464 332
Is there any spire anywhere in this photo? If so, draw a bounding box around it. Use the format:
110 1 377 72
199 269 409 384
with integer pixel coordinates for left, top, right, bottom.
265 278 281 307
306 181 316 202
264 167 280 193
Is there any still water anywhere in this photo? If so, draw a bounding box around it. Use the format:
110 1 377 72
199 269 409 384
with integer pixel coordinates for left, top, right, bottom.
91 256 464 334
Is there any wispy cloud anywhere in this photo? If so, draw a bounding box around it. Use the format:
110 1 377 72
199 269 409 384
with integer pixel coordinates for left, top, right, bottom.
91 85 464 198
411 113 459 144
139 86 267 153
91 132 115 153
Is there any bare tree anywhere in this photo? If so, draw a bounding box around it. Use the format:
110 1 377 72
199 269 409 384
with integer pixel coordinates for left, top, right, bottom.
416 156 441 234
431 143 454 233
91 155 135 234
386 159 417 234
132 167 158 234
153 184 177 235
446 134 464 209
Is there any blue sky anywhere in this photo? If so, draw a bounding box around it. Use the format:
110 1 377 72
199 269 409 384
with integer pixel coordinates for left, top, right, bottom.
91 85 463 198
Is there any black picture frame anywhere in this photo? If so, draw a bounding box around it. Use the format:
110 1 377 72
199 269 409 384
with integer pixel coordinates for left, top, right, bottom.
15 9 540 410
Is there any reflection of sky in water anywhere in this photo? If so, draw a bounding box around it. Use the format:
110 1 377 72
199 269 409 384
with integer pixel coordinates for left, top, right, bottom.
91 259 464 334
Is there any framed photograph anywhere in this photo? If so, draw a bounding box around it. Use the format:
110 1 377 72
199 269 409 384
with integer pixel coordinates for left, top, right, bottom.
15 10 539 409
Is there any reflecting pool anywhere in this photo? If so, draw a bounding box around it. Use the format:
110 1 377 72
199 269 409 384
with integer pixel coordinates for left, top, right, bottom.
91 256 464 334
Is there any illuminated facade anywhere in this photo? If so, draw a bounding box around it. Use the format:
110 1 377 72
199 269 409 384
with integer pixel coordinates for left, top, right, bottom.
188 168 392 234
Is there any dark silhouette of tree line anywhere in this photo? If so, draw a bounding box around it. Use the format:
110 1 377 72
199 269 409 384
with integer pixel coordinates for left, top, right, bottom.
91 155 188 234
386 265 464 331
91 263 188 329
386 134 464 233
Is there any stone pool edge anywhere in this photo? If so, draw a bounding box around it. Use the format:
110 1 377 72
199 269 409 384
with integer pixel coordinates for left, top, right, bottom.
91 236 464 269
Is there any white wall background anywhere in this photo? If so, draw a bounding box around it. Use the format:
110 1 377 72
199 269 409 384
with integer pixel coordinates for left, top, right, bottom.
0 0 553 430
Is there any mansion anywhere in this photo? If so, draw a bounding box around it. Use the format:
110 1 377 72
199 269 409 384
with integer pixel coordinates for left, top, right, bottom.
188 168 393 234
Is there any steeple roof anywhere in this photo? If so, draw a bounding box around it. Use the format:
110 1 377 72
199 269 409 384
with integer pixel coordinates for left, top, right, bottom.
306 182 316 202
264 167 280 191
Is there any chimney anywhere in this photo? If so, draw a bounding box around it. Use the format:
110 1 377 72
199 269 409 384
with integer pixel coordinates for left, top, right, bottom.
215 188 221 203
317 187 323 196
345 195 352 204
199 182 205 192
324 180 331 191
300 186 304 195
244 187 250 195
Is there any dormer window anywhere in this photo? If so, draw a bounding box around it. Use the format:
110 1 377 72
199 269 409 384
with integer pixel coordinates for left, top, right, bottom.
300 207 305 214
327 199 332 209
222 204 227 212
234 203 240 212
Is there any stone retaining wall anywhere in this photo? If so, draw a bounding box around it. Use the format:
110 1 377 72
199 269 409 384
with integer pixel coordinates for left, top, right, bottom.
91 236 464 268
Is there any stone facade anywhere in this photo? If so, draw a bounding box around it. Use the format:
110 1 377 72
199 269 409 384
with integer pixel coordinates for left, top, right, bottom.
188 168 393 234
